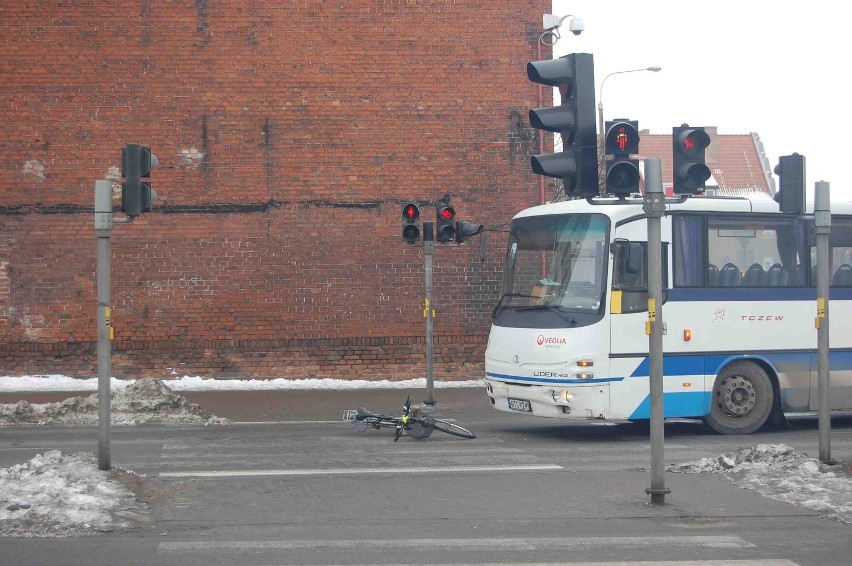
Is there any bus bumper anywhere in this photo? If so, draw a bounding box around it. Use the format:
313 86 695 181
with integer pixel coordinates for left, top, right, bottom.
485 378 610 420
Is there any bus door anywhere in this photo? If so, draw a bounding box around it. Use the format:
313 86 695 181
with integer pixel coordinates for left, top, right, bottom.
609 240 653 379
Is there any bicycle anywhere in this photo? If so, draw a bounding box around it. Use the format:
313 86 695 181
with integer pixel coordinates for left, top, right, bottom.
344 395 476 441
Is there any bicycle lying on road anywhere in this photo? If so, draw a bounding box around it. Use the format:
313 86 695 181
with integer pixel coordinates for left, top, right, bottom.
344 395 476 441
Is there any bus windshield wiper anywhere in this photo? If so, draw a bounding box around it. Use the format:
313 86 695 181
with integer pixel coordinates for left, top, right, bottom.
517 303 578 326
491 292 539 319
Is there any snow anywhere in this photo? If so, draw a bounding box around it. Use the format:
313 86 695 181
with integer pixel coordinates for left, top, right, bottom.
668 444 852 524
0 379 229 426
0 374 483 392
0 375 850 538
0 451 143 537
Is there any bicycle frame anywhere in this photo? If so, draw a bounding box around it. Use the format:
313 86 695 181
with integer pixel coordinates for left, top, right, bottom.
345 395 475 441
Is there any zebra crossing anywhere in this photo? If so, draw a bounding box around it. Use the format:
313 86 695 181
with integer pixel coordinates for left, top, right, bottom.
143 426 828 566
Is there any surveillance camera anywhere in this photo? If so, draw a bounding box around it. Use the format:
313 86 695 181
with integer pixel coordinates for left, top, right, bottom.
568 18 584 35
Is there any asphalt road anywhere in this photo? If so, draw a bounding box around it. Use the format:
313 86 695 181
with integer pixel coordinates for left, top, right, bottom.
1 387 851 566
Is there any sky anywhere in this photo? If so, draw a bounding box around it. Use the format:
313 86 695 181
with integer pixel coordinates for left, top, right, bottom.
0 375 850 536
550 1 847 201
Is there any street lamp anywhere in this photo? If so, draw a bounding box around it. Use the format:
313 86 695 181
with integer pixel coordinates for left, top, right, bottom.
597 67 662 135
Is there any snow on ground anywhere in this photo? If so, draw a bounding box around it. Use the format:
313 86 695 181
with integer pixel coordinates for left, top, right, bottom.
1 378 224 536
0 374 483 392
0 375 480 537
0 451 145 537
0 379 229 426
669 444 852 524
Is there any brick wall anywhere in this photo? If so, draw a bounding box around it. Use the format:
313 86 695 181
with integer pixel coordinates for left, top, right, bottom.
0 0 552 381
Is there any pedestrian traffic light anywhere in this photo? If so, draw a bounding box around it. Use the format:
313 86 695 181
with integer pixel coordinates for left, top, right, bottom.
436 205 456 243
121 144 158 216
672 125 711 195
527 52 598 198
604 119 640 197
455 221 483 244
773 153 806 214
402 202 421 244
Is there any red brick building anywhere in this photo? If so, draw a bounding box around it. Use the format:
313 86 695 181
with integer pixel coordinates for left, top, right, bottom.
0 1 550 381
0 2 773 382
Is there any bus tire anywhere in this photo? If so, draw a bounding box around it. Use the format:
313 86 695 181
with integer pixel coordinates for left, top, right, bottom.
705 361 774 435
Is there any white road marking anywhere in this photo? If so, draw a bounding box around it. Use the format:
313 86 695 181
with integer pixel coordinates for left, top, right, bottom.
159 535 757 553
159 463 562 477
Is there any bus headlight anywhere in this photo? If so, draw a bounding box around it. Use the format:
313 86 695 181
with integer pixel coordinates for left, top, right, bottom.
551 390 573 403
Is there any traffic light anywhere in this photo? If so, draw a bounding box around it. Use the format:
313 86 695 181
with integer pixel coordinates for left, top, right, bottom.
121 144 158 216
455 221 483 244
773 153 806 214
402 202 421 244
672 125 711 195
527 52 598 198
436 205 456 243
604 119 640 197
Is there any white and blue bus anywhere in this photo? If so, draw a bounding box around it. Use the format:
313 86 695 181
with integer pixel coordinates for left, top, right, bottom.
484 194 852 434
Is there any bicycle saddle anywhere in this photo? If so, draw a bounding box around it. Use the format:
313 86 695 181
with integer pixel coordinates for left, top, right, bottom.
355 407 380 419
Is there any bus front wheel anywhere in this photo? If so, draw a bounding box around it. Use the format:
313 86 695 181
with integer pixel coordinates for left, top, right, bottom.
705 361 774 435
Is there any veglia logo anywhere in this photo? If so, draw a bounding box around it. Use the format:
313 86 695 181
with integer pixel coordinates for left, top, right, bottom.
536 335 567 346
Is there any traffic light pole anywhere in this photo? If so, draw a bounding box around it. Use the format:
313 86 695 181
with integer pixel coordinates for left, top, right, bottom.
94 180 114 470
423 237 436 405
814 181 834 465
94 180 133 470
643 159 670 505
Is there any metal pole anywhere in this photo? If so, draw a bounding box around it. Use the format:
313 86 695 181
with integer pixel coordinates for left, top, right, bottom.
814 181 834 464
643 158 670 504
94 180 114 470
424 236 436 405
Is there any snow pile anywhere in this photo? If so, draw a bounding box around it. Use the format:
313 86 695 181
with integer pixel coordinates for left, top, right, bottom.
0 451 144 537
0 379 230 426
670 444 852 524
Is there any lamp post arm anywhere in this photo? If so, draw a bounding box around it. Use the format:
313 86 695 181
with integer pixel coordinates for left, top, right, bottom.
597 67 662 135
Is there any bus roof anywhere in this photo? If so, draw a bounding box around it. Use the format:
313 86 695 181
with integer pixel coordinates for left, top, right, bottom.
513 195 852 222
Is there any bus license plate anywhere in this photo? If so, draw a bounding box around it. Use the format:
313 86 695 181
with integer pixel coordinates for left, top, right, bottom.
507 398 532 412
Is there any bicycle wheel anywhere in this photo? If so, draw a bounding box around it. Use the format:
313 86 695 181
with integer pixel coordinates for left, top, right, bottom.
430 418 476 439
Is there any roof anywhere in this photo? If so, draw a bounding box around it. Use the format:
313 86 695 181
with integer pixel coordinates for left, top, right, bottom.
637 129 774 197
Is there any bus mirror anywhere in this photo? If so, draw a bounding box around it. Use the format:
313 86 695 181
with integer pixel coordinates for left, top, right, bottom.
626 243 643 274
507 242 518 269
610 238 629 256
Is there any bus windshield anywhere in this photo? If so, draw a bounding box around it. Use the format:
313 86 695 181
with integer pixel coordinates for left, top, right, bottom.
493 213 609 328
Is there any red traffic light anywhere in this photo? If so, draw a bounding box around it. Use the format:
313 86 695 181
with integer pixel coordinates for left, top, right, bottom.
604 120 639 155
402 203 420 220
672 125 712 194
438 206 455 221
436 205 457 243
401 203 421 244
616 128 629 150
675 128 710 157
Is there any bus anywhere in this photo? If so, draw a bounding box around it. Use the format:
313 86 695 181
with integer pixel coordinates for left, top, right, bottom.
484 194 852 434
